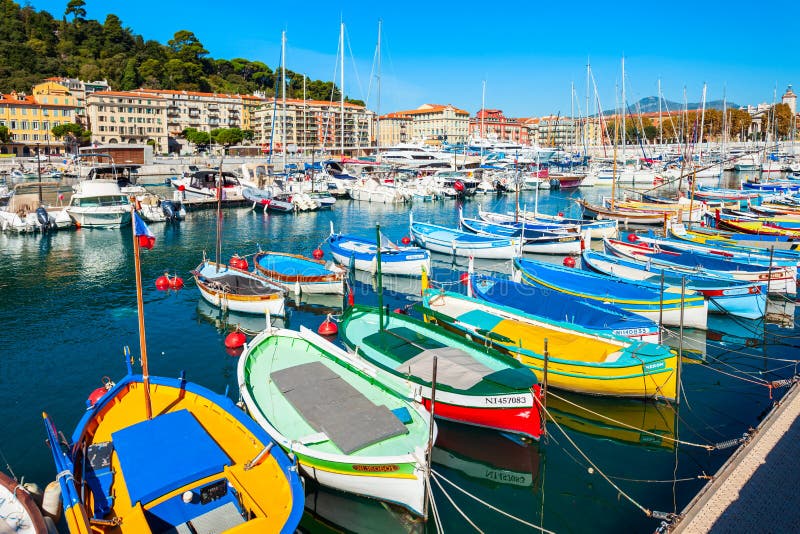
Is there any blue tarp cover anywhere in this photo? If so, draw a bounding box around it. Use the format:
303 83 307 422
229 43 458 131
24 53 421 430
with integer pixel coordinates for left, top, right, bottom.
112 409 231 506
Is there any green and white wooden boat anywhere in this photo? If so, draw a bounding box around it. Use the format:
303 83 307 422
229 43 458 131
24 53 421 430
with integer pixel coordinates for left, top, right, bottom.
237 326 434 517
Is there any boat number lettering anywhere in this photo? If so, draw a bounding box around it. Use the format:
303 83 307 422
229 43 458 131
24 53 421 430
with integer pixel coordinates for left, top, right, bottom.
613 328 649 336
353 464 399 472
643 361 665 371
199 480 228 504
405 254 425 260
485 396 527 405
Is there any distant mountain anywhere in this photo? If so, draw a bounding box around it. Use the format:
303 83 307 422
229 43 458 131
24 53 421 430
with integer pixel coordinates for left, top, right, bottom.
601 96 740 116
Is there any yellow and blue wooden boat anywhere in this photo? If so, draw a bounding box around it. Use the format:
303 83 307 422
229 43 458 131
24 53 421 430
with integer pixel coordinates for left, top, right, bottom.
43 364 305 534
421 288 678 401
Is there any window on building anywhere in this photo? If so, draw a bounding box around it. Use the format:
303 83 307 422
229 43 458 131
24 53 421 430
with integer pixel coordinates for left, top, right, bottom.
22 134 28 140
32 121 39 130
21 121 28 129
21 108 27 115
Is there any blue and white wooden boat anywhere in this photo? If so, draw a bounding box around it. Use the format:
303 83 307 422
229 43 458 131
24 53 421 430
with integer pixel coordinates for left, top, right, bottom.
513 257 708 329
460 210 582 255
255 251 345 295
471 274 661 343
477 204 617 239
327 223 430 276
410 213 520 259
604 237 798 296
581 250 767 319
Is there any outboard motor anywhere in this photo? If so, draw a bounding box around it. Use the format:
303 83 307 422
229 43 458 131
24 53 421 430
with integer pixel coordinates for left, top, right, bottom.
35 206 53 231
161 199 176 221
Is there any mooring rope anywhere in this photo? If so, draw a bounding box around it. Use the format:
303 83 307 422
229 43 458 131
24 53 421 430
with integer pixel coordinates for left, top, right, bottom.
430 474 484 533
431 469 556 533
546 391 714 450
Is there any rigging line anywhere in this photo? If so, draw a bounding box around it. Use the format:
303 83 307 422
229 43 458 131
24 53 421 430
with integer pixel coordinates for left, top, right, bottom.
0 445 17 480
546 391 713 449
534 397 654 518
343 29 366 105
430 474 484 533
431 469 556 533
427 479 444 534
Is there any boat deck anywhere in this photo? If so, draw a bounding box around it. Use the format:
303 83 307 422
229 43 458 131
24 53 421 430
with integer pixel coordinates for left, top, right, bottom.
674 381 800 532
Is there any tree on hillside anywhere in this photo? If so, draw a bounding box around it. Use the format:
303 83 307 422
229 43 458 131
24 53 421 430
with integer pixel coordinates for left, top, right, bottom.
0 125 11 145
64 0 86 23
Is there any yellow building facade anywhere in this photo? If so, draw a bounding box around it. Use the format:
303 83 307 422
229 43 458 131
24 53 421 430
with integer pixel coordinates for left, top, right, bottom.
0 82 76 156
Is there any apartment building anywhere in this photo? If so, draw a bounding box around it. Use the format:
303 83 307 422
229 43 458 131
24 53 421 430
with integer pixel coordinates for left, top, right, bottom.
136 89 246 139
253 98 374 155
377 112 413 147
0 82 77 156
469 109 530 144
85 91 168 152
43 77 109 125
389 104 469 143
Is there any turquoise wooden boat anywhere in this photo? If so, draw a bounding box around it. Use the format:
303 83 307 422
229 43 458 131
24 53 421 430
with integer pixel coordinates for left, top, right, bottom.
513 257 708 329
338 304 543 440
238 326 432 516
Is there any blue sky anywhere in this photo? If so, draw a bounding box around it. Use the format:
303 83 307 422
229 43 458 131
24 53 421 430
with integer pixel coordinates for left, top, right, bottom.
29 0 799 117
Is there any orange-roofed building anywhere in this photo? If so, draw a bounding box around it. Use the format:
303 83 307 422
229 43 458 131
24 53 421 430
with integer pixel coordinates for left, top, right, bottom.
86 91 168 153
377 112 413 147
388 104 469 143
469 109 530 145
0 82 77 157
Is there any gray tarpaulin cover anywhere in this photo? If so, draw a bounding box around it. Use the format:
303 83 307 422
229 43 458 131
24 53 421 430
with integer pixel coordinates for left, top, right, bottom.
396 347 494 390
271 361 408 454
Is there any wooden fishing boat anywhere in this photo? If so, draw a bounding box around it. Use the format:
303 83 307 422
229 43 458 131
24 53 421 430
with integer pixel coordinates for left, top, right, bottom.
581 250 766 319
707 209 800 237
410 213 520 259
459 211 582 255
42 207 304 534
254 251 345 295
578 199 705 225
238 326 433 516
471 274 660 343
421 288 678 401
604 237 797 297
669 224 800 251
476 204 581 233
513 257 708 329
43 370 304 534
327 223 430 276
338 304 543 440
0 471 49 534
193 259 287 316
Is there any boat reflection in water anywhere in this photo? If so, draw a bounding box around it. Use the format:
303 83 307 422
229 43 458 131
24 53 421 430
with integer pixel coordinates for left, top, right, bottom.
546 390 677 450
300 484 423 534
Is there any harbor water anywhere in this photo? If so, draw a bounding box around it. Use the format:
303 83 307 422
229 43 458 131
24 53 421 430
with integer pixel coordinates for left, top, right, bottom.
1 182 797 533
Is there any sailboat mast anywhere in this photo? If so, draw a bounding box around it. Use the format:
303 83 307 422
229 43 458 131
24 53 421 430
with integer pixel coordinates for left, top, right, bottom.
131 205 153 420
585 58 590 156
658 78 663 146
621 57 626 168
698 83 707 160
480 80 486 158
215 158 223 273
376 19 382 157
340 22 345 160
281 30 287 171
303 74 307 156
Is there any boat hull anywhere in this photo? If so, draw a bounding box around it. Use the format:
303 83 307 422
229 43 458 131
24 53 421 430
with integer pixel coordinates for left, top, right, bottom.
328 234 430 276
66 207 131 228
194 261 286 316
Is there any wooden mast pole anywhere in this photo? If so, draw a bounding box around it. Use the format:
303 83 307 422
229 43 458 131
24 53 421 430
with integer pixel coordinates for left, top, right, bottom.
215 156 223 273
131 204 153 420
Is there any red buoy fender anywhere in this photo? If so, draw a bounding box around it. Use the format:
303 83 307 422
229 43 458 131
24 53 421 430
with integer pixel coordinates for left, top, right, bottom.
225 330 247 349
563 257 576 268
155 275 170 290
312 248 324 259
169 276 184 289
87 387 108 407
318 317 338 336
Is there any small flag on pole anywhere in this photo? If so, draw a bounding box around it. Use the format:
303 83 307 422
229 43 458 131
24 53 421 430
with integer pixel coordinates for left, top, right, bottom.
134 213 156 250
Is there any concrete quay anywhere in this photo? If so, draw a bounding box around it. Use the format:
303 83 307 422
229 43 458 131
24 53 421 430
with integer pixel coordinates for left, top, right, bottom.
673 380 800 533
